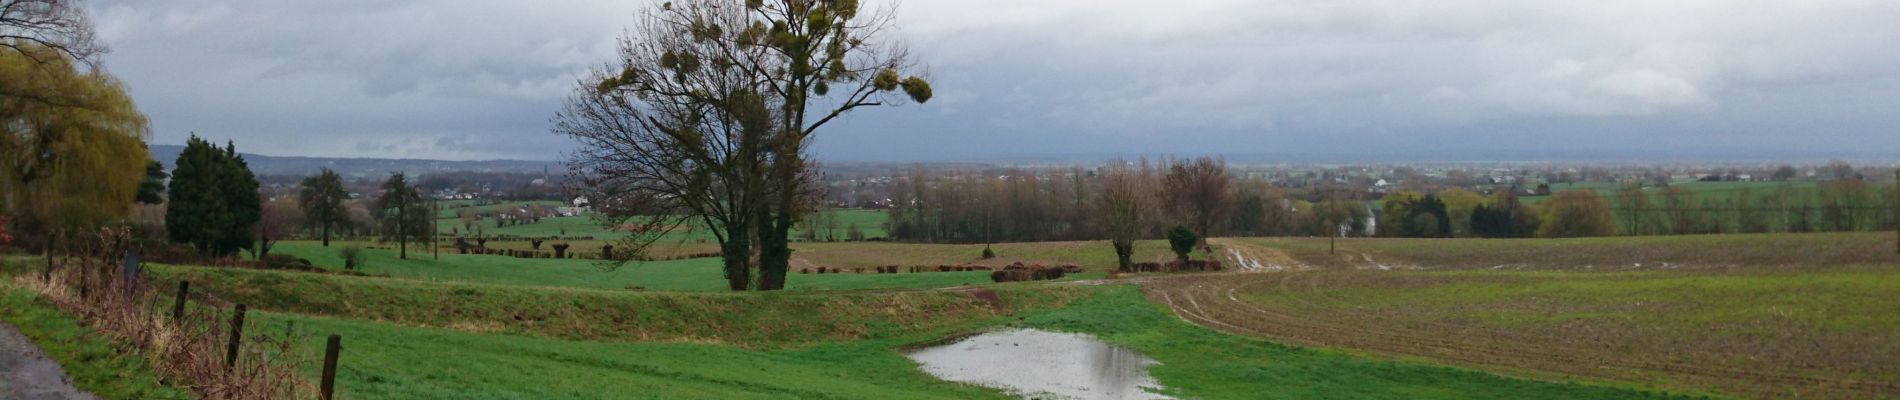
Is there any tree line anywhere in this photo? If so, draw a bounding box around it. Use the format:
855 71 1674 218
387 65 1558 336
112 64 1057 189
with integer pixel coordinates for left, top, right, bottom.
885 160 1900 245
886 156 1386 266
1365 179 1898 239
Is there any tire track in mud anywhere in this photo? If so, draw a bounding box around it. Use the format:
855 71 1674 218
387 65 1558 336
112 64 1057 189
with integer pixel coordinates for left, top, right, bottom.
1139 271 1900 399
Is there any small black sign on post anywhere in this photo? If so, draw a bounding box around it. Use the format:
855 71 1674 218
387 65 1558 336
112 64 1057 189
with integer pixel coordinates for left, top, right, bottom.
226 304 247 372
121 248 141 297
321 334 342 400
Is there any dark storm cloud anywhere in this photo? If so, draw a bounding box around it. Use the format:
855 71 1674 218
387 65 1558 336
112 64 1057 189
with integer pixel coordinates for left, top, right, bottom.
88 1 1900 161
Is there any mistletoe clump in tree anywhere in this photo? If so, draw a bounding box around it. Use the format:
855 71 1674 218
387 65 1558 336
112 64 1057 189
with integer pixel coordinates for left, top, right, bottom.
558 0 931 291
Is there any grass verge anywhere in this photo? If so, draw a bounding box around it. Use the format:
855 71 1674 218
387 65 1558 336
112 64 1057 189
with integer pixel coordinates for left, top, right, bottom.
0 285 192 399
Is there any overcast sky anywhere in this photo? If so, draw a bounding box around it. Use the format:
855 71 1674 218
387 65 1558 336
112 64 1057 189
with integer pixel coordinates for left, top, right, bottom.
90 0 1900 162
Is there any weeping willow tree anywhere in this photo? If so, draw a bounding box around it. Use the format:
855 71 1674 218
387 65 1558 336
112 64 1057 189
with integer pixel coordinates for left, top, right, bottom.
0 42 149 241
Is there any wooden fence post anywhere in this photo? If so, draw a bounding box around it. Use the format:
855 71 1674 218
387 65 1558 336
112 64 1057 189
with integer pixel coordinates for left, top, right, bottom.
226 304 246 372
77 268 88 301
171 281 189 321
321 334 341 400
42 244 53 282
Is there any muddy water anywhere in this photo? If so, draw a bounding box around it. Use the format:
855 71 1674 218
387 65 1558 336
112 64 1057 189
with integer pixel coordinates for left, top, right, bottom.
906 329 1170 400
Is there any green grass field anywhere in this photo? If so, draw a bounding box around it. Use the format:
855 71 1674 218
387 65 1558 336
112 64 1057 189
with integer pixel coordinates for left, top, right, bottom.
267 240 1066 292
1526 181 1822 205
18 229 1896 398
436 200 567 219
229 282 1683 400
436 208 892 244
258 311 1016 399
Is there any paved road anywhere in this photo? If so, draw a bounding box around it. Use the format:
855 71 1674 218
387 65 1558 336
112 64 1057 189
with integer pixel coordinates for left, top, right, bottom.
0 321 99 400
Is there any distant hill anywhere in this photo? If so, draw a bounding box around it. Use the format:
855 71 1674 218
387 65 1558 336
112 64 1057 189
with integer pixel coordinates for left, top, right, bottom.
146 145 558 179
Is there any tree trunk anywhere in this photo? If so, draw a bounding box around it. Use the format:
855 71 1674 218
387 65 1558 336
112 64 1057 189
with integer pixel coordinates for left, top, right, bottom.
721 235 752 291
1113 240 1133 271
757 211 793 291
398 205 408 260
258 236 272 260
321 220 330 247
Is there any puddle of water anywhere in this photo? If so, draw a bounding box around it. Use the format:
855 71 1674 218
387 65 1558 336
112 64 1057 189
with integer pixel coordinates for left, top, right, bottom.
905 329 1171 400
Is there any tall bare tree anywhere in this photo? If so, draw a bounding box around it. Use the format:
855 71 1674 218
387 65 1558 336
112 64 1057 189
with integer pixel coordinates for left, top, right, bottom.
1612 183 1650 235
564 0 932 291
0 0 101 66
1097 159 1157 270
557 0 777 290
746 0 933 290
252 198 296 260
1161 156 1232 250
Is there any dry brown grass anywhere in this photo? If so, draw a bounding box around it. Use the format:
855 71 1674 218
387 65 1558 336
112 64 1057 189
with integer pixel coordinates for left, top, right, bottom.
14 228 315 400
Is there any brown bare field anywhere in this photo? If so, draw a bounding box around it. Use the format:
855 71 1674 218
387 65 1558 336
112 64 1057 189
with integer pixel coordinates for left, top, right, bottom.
1233 231 1900 270
1145 232 1900 399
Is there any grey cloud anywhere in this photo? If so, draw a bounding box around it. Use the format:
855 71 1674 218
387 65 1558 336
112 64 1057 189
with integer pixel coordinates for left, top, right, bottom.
85 0 1900 161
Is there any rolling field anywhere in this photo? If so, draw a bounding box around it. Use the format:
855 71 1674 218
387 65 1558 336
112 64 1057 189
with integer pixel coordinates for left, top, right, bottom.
1234 232 1900 270
256 311 1018 400
784 239 1190 272
142 264 1089 347
268 240 1028 292
11 231 1891 399
142 272 1686 400
1151 269 1900 399
267 237 1185 293
437 200 568 219
1147 233 1900 399
435 208 892 244
1522 181 1823 205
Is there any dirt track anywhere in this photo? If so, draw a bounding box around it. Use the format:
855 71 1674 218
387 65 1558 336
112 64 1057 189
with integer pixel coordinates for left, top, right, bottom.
1136 249 1900 400
0 321 100 400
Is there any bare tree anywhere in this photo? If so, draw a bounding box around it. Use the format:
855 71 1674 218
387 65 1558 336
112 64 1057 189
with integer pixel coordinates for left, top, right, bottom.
557 0 776 290
565 0 932 291
252 198 296 260
1097 159 1156 270
1161 156 1232 250
0 0 102 66
746 0 934 291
